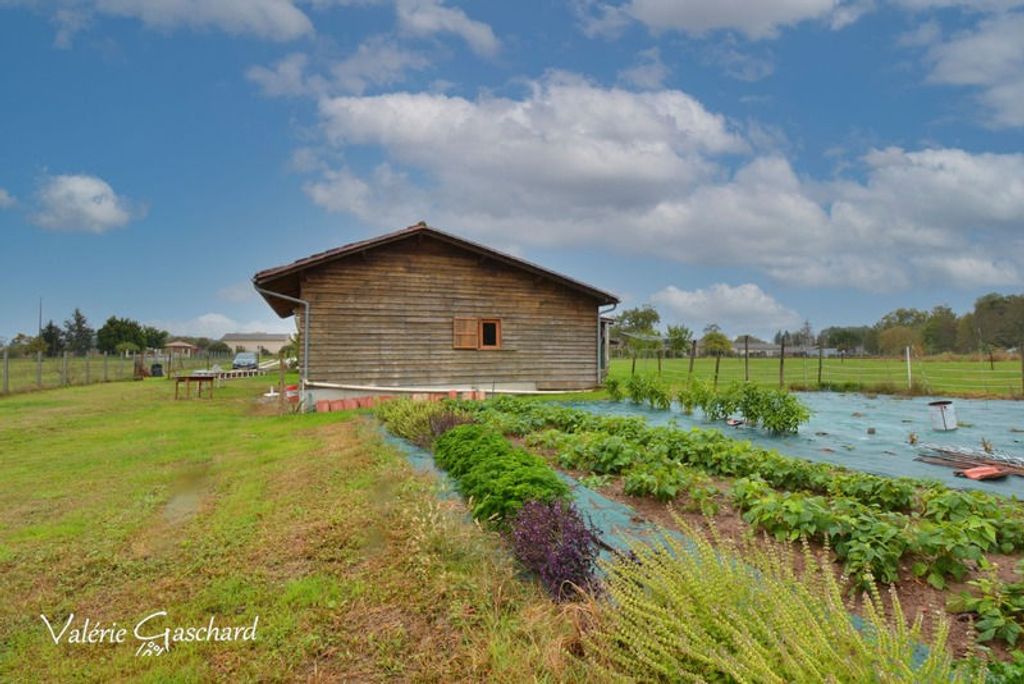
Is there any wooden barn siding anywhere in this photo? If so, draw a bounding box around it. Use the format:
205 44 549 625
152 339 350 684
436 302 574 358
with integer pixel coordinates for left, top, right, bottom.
300 237 600 390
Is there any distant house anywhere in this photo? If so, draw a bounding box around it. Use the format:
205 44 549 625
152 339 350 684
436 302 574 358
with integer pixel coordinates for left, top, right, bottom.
252 222 619 403
221 333 291 355
163 340 198 357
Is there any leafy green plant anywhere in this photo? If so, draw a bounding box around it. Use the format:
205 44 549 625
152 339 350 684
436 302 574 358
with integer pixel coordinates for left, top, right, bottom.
433 424 569 522
578 473 612 490
949 563 1024 646
603 376 623 402
374 398 458 446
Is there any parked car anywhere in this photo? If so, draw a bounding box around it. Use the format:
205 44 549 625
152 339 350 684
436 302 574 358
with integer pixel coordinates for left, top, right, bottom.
232 352 258 370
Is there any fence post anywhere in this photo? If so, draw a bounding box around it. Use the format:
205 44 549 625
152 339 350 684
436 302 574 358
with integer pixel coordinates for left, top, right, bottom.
779 336 786 388
2 348 8 394
36 351 42 388
713 354 721 390
744 336 749 382
688 340 697 379
62 351 68 386
906 346 912 390
817 345 823 387
85 354 90 385
657 349 662 375
103 352 108 382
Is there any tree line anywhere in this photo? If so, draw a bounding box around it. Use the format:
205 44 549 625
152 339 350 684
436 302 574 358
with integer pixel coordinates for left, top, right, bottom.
1 309 232 357
612 292 1024 358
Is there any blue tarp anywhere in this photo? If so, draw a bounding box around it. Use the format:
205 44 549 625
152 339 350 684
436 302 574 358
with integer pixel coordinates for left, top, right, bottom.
567 392 1024 497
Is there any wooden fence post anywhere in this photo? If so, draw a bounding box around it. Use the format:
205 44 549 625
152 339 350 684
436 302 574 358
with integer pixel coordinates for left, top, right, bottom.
85 354 90 385
744 336 749 382
817 345 824 387
36 351 42 388
688 340 697 379
2 348 8 394
62 351 68 386
631 353 636 376
779 336 786 389
278 352 286 408
103 352 108 382
713 354 721 390
657 349 662 375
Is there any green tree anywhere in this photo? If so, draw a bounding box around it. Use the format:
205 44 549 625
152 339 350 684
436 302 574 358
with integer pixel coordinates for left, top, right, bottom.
700 330 733 357
878 326 922 356
822 327 867 354
666 324 693 356
142 326 169 350
63 308 94 355
613 305 662 357
40 320 65 357
921 305 958 354
97 316 146 354
6 333 46 357
955 313 980 353
877 308 929 330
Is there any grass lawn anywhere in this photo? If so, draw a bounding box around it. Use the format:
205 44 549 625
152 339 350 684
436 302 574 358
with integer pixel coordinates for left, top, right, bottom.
611 355 1024 398
0 377 583 681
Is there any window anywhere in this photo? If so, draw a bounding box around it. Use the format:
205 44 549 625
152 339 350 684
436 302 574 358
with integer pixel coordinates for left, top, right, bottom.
480 319 501 349
452 317 502 350
453 317 479 349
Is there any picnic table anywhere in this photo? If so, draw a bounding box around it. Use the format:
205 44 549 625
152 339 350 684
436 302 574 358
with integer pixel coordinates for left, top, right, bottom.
174 372 215 399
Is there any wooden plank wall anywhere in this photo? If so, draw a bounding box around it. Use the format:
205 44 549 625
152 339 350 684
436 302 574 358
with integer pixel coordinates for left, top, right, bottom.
301 235 601 390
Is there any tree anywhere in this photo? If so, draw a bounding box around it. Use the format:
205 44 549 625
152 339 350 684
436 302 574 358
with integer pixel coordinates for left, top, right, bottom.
666 324 693 356
877 308 929 330
6 333 45 357
63 308 94 355
40 320 65 357
955 313 980 353
921 305 958 354
206 341 231 354
96 316 146 354
142 326 169 350
613 305 662 357
878 326 922 356
700 330 733 357
822 327 867 354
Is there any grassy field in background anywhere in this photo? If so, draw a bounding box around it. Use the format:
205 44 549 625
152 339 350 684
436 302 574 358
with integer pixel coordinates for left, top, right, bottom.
0 377 583 681
1 354 231 394
610 355 1024 398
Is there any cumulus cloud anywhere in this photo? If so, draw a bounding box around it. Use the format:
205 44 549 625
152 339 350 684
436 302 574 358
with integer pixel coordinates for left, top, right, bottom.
6 0 313 45
395 0 499 57
651 283 802 337
923 12 1024 127
0 188 15 208
150 312 293 338
30 174 143 233
295 74 1024 292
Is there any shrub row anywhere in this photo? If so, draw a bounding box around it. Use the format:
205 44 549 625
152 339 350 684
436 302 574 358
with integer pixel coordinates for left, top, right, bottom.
433 424 570 522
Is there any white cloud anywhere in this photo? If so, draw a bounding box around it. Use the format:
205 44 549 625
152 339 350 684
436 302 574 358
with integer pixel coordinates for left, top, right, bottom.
298 76 1024 292
590 0 843 39
247 53 313 97
0 188 15 208
618 48 670 89
31 174 142 233
150 312 293 338
923 12 1024 127
651 283 802 337
395 0 499 57
247 38 430 98
11 0 313 45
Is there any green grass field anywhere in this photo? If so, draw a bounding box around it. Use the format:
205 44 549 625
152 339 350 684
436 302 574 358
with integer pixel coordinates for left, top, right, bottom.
1 354 231 394
610 355 1024 398
0 377 583 681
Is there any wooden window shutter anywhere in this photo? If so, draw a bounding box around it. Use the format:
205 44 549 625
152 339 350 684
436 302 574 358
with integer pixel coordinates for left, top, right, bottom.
453 317 479 349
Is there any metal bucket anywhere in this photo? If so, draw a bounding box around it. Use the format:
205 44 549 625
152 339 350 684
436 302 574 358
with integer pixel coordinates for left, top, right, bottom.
928 400 958 431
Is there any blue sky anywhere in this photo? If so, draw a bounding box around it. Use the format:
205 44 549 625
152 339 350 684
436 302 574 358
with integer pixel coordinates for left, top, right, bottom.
1 0 1023 342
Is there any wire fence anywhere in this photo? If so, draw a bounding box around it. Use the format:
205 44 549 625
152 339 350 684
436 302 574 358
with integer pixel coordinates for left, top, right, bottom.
0 350 237 396
610 350 1024 399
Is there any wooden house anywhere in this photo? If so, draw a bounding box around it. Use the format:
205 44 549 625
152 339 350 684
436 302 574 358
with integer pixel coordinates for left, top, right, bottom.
253 222 619 403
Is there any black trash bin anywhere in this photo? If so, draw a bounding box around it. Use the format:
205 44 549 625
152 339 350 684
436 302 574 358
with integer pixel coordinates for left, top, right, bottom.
150 363 164 377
